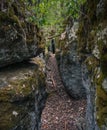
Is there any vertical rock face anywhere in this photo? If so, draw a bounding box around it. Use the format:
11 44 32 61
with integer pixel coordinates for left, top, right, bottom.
0 58 47 130
0 0 44 67
0 1 47 129
77 0 107 129
59 41 86 99
56 19 86 99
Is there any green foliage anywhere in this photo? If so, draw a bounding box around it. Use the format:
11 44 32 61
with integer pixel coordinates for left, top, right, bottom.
1 0 86 29
22 0 86 39
26 0 86 27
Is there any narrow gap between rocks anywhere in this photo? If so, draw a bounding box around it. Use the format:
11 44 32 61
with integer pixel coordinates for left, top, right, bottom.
41 53 86 130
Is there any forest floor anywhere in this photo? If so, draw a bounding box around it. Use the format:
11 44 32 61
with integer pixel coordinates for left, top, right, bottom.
41 53 86 130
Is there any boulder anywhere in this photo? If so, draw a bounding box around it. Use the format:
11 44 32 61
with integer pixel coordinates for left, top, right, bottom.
0 58 47 130
0 0 44 67
56 22 86 99
58 42 86 99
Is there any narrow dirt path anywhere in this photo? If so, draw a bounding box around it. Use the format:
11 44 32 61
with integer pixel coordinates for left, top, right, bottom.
41 53 86 130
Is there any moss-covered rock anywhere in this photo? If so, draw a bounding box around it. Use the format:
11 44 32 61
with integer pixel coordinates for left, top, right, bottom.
77 0 107 129
94 70 107 128
0 57 46 130
0 0 45 68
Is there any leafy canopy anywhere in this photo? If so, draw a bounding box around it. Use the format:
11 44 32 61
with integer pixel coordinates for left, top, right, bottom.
26 0 86 36
27 0 85 26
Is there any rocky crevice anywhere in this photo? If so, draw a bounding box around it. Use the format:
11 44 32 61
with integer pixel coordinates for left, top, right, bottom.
1 1 107 130
56 1 107 129
41 54 86 130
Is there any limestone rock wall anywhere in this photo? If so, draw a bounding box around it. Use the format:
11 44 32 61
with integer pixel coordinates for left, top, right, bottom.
0 58 47 130
77 0 107 129
0 0 44 67
56 19 86 99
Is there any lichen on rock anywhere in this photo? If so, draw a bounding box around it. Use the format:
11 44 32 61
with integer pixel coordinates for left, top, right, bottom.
0 0 45 68
56 20 86 99
0 57 47 130
77 0 107 129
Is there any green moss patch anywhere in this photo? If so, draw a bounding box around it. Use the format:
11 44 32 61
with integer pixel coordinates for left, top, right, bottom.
101 53 107 77
96 85 107 127
85 56 99 72
95 70 107 127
